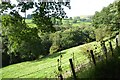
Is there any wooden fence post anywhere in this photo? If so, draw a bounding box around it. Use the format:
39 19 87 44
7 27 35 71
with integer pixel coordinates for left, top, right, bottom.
109 41 113 56
116 37 118 48
101 41 107 60
90 50 96 66
72 52 75 66
57 54 63 80
69 58 77 80
58 74 63 80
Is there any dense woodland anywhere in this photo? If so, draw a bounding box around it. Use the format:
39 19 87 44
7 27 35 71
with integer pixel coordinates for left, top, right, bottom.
0 0 120 70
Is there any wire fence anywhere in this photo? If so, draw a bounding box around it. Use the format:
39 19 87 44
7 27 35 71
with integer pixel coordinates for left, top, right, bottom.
15 36 119 78
16 52 96 78
16 53 90 78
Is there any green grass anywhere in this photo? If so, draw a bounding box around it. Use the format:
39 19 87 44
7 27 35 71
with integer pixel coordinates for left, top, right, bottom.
62 20 91 27
25 19 37 28
25 19 91 28
73 46 120 79
67 39 119 79
25 19 32 24
0 38 116 78
27 23 37 28
0 41 98 78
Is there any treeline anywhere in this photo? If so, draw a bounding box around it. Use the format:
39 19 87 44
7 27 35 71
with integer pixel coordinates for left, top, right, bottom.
2 22 95 67
1 1 70 67
56 16 92 26
1 2 96 67
49 27 95 54
3 0 120 67
26 15 92 23
92 0 120 41
70 16 92 23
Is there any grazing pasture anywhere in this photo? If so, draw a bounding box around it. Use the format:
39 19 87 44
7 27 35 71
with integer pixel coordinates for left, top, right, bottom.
1 38 116 78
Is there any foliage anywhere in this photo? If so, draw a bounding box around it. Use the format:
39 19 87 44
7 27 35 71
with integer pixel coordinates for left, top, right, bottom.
2 36 10 67
1 13 42 62
72 19 77 23
49 27 95 54
92 0 120 41
73 46 120 79
0 1 70 66
1 39 116 78
95 27 113 41
32 2 70 33
0 41 97 78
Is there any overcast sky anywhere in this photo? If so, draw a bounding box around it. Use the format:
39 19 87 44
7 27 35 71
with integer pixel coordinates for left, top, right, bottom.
65 0 115 17
10 0 115 17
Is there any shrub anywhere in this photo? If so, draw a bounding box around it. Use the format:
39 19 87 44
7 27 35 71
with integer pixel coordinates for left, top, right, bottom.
50 45 60 54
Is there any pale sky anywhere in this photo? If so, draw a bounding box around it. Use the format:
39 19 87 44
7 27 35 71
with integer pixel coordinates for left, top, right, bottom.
10 0 115 17
65 0 115 17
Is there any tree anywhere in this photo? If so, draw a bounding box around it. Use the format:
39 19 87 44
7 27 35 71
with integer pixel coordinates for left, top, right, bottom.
0 1 71 65
17 2 34 21
92 1 120 30
32 2 70 33
2 36 10 67
92 0 120 41
73 19 77 23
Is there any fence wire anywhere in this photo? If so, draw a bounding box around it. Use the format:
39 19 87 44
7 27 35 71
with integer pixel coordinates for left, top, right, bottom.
16 38 117 78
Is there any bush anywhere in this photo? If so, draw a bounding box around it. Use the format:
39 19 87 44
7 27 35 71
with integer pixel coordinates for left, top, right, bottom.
50 45 60 54
49 27 95 54
2 14 95 66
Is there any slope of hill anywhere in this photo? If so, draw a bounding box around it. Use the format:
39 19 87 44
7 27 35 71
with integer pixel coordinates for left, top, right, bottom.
0 39 116 78
68 46 120 79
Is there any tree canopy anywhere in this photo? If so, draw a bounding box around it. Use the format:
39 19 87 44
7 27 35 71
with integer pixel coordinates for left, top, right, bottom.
92 0 120 41
0 1 71 66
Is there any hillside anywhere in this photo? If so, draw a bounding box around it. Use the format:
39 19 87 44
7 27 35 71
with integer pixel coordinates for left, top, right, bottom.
68 41 120 79
0 39 116 78
1 0 120 79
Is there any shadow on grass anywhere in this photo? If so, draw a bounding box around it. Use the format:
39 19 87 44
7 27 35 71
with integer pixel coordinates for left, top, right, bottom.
67 46 120 80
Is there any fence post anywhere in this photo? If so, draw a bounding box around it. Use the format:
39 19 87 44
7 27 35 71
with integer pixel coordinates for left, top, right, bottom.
72 52 75 66
58 74 63 80
109 41 113 56
101 41 107 60
57 54 63 80
90 50 96 66
73 52 74 61
60 55 62 66
69 58 77 80
116 37 118 48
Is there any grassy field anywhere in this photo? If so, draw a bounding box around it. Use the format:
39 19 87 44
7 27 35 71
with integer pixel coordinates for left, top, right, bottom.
62 19 91 27
73 46 120 79
0 38 116 78
25 19 37 28
25 19 91 28
0 19 117 79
